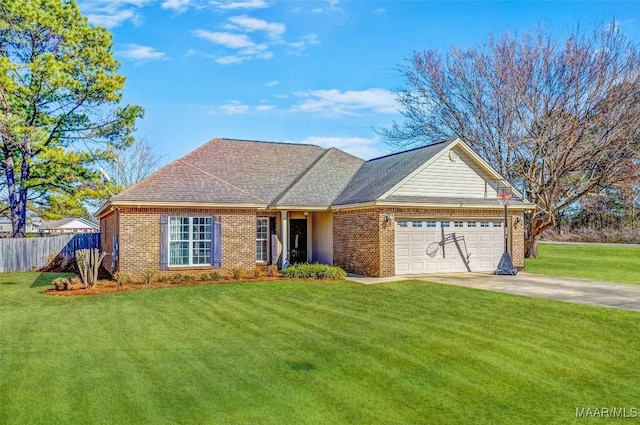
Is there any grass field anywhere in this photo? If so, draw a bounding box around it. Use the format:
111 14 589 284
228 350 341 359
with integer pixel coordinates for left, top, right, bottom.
1 273 639 425
525 243 640 284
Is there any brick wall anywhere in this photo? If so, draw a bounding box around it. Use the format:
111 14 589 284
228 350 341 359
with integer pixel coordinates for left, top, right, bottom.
111 207 257 280
100 211 117 275
333 209 382 276
333 207 526 277
511 214 525 268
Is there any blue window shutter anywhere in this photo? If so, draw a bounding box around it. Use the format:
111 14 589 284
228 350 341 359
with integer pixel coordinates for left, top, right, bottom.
160 215 168 270
212 216 221 268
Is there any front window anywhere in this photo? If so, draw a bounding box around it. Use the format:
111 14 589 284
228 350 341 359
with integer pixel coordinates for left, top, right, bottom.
169 217 212 266
256 218 268 262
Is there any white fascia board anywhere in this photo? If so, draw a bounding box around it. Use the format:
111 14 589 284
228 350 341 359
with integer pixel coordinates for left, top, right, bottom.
376 201 535 210
267 206 332 211
331 200 534 211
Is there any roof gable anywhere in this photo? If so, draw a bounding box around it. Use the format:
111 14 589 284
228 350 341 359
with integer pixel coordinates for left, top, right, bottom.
383 139 503 200
332 140 455 205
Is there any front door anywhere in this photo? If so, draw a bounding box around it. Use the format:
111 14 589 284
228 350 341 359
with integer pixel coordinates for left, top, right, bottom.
289 219 307 264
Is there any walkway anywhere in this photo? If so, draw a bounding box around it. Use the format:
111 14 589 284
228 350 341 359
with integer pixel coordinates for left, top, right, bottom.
347 272 640 312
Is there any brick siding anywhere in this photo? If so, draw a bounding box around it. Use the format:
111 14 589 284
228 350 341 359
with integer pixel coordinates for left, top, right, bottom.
110 207 257 280
100 211 117 275
333 209 382 276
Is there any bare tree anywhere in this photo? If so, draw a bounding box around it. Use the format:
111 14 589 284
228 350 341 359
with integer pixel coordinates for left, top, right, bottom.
381 23 640 257
114 138 165 190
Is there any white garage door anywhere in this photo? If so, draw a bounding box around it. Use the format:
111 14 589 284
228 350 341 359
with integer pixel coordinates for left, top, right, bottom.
395 219 504 274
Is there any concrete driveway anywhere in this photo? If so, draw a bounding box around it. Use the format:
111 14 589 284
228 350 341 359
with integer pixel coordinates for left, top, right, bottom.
347 272 640 312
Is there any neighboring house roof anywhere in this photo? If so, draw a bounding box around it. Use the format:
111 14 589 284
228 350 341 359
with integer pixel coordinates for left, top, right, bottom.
41 217 99 231
97 137 534 216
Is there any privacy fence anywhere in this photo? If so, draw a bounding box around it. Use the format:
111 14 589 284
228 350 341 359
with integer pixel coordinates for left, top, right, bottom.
0 233 100 273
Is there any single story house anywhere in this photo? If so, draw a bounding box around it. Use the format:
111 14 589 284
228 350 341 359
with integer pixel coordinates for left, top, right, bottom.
96 138 534 278
0 215 99 236
39 217 100 234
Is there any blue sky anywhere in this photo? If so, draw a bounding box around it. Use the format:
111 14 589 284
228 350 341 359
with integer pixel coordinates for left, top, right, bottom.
77 0 640 161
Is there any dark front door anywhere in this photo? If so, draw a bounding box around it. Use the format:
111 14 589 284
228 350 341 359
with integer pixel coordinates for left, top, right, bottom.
289 219 307 264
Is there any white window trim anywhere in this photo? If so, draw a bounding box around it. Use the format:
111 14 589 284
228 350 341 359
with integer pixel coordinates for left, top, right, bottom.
168 216 212 267
256 217 269 263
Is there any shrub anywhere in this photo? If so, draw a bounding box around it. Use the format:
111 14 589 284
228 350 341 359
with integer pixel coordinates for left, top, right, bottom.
210 271 221 281
283 263 347 279
254 267 263 278
266 264 278 277
113 271 131 287
52 277 70 291
169 274 193 284
232 268 243 280
141 270 154 285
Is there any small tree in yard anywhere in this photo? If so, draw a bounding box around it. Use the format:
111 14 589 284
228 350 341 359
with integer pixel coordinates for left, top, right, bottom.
382 23 640 257
0 0 143 237
76 248 105 288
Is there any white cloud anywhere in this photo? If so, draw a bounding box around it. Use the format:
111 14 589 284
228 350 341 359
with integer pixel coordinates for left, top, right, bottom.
193 30 256 48
312 8 323 13
85 9 135 28
79 0 152 28
220 101 250 114
194 15 289 64
194 29 274 63
286 33 320 55
195 11 319 64
228 15 285 39
292 88 397 116
265 80 280 87
294 136 387 160
162 0 191 12
119 44 168 62
373 7 386 14
257 105 275 111
211 0 268 10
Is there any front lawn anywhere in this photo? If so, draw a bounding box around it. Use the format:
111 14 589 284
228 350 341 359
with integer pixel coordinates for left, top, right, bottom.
1 273 638 424
525 243 640 284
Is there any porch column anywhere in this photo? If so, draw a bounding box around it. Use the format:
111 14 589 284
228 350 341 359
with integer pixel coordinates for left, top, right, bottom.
281 211 288 269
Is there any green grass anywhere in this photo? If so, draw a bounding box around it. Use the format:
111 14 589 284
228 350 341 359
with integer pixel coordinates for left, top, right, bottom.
1 273 639 425
525 243 640 284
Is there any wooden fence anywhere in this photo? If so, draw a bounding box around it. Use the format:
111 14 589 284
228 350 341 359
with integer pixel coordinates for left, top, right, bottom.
0 233 100 273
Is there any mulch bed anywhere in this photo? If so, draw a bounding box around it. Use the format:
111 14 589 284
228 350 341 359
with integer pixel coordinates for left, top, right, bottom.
45 275 286 296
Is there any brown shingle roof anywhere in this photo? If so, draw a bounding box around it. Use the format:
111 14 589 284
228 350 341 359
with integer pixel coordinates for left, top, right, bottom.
110 138 328 206
273 148 364 207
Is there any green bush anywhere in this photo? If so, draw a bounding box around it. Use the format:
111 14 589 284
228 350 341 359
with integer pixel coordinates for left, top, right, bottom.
210 271 221 281
52 277 70 291
169 274 194 284
283 263 346 279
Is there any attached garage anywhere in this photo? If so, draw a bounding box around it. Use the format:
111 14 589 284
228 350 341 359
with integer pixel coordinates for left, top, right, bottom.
395 218 505 274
